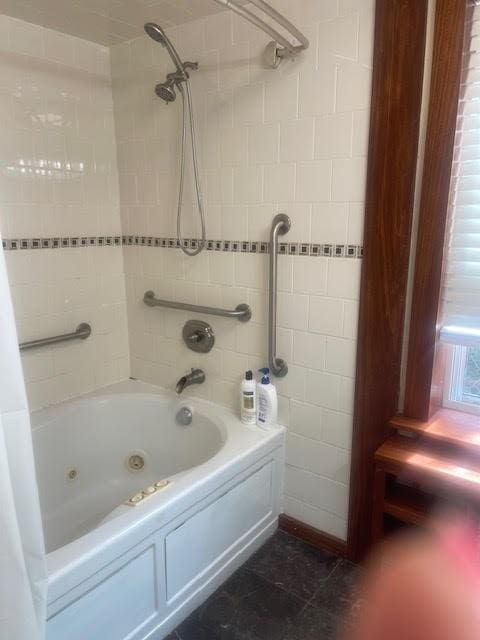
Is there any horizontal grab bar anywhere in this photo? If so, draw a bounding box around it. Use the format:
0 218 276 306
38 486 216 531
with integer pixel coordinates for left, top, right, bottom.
143 291 251 322
19 323 92 351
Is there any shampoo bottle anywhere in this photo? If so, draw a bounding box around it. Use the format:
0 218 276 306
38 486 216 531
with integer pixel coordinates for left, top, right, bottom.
256 367 278 428
240 370 256 425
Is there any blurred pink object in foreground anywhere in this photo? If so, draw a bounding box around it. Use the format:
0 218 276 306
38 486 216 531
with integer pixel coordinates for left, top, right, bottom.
344 517 480 640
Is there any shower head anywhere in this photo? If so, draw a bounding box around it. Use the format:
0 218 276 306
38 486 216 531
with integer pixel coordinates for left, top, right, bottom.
144 22 167 44
155 79 176 103
144 22 186 76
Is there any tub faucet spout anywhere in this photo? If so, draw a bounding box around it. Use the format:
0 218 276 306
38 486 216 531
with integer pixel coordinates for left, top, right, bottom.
176 368 205 394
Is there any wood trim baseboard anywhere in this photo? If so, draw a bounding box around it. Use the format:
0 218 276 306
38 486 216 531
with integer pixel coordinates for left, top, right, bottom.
278 514 348 558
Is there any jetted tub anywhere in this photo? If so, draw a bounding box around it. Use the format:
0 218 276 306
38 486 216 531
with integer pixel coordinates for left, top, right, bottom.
32 379 285 640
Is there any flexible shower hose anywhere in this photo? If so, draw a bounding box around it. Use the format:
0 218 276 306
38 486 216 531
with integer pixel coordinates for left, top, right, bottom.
176 80 206 256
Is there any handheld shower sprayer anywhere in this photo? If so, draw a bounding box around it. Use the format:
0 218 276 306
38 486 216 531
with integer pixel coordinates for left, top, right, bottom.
144 22 205 257
144 22 186 76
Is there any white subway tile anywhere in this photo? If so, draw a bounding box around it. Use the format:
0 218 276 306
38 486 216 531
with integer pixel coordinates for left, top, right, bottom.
236 321 267 357
336 60 372 112
325 337 357 377
286 432 349 482
265 74 298 122
221 204 248 240
284 496 348 540
280 118 314 162
233 82 264 125
277 203 311 243
308 296 344 336
359 9 375 67
289 400 323 440
347 202 365 244
205 11 232 50
264 163 296 203
298 64 336 118
319 14 359 61
219 42 250 89
352 109 370 156
247 204 276 241
233 166 263 204
311 203 348 244
339 0 376 16
314 112 353 159
327 259 361 299
332 157 367 202
293 256 327 295
234 253 268 289
278 292 309 331
339 376 355 414
220 126 248 167
209 252 234 286
343 299 359 339
248 123 279 166
285 465 349 518
305 369 341 410
278 255 293 293
322 409 353 450
293 331 326 370
299 0 338 23
295 160 331 202
275 364 306 402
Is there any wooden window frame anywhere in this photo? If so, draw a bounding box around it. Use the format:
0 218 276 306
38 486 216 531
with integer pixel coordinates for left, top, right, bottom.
403 0 469 422
348 0 470 561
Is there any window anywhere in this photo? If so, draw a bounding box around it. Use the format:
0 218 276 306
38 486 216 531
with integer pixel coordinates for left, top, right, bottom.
440 4 480 415
444 344 480 414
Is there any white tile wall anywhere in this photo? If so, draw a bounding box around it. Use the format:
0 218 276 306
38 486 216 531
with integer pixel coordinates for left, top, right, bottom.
112 0 374 540
0 1 373 540
0 15 129 410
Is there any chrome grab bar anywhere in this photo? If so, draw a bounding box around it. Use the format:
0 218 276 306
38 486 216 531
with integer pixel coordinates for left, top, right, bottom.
143 291 252 322
19 323 92 351
269 214 290 377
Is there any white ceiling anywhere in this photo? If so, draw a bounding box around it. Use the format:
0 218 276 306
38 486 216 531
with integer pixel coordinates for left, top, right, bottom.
0 0 242 46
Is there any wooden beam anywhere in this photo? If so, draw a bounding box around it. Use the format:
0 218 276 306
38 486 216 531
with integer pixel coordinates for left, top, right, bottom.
348 0 428 561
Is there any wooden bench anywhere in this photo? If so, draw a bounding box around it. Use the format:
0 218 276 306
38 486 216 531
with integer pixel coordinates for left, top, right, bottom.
372 424 480 541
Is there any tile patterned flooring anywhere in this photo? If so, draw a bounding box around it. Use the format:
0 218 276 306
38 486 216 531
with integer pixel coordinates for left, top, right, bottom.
166 530 359 640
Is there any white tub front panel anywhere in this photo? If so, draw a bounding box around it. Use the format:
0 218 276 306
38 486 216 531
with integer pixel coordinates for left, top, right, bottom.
165 461 273 602
47 539 160 640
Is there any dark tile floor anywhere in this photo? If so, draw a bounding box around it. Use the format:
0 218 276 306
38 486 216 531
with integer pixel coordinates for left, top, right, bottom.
166 530 360 640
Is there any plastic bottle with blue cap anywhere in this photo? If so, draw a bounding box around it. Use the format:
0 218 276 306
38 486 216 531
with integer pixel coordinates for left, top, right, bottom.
256 368 277 428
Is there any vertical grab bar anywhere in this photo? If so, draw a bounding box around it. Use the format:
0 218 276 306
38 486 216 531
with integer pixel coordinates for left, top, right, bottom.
269 213 291 377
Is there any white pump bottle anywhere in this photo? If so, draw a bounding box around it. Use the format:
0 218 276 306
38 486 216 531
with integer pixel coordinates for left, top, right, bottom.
256 368 277 428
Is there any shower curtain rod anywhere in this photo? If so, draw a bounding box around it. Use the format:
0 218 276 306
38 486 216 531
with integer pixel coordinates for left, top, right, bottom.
213 0 309 68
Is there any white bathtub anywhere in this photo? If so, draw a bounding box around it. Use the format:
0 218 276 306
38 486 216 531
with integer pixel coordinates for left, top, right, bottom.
31 380 285 640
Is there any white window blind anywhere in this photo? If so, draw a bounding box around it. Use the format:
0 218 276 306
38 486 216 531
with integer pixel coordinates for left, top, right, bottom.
441 4 480 345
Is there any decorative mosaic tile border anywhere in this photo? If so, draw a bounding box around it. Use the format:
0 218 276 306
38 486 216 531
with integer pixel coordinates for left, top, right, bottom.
2 236 363 258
